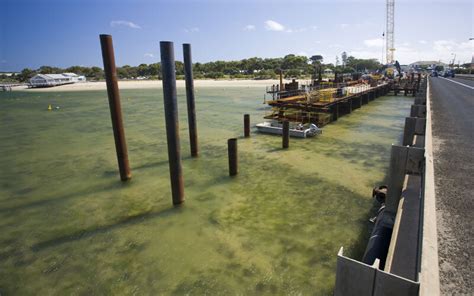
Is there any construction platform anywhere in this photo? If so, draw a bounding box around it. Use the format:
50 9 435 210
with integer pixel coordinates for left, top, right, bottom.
263 81 391 127
262 74 422 127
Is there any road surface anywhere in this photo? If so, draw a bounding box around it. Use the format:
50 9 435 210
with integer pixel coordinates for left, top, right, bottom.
451 76 474 87
429 77 473 294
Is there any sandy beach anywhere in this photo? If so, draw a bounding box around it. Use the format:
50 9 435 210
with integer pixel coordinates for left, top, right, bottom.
13 79 301 92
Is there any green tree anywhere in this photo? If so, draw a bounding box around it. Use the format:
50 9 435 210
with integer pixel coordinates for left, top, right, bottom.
137 64 149 77
310 55 324 80
345 56 381 72
66 66 87 75
148 63 161 77
341 52 348 67
254 69 277 79
205 72 224 79
18 68 36 82
15 52 387 83
285 69 302 78
310 55 323 64
175 61 184 75
282 54 308 70
89 67 104 80
38 66 62 74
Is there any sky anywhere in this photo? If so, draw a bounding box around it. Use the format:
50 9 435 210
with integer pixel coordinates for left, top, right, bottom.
1 0 473 71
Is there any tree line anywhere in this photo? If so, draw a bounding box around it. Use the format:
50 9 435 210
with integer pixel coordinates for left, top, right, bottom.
4 53 384 82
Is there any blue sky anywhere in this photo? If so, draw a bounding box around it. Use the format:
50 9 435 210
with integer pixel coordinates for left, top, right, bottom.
1 0 473 71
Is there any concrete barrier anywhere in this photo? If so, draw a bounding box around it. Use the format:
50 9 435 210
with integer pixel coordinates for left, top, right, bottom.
418 78 440 295
410 105 427 118
335 247 378 296
403 117 426 146
374 269 419 296
335 247 419 296
334 77 440 295
414 97 426 105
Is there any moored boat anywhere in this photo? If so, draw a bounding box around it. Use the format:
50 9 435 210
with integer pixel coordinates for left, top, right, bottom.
256 121 322 138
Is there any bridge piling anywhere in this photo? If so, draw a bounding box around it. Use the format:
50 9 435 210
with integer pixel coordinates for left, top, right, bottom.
228 138 238 176
99 34 132 182
183 43 199 157
160 41 185 205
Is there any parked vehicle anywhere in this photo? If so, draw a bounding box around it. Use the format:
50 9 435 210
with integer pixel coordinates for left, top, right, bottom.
444 70 455 78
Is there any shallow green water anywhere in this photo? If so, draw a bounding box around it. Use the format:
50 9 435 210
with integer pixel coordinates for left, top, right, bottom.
0 87 412 295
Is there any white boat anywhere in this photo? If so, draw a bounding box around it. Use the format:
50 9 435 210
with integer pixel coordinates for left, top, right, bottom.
256 121 322 138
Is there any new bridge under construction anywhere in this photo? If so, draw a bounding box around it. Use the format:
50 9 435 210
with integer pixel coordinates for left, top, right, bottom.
261 72 421 128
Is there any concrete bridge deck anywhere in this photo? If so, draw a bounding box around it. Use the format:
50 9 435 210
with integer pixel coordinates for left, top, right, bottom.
429 77 473 294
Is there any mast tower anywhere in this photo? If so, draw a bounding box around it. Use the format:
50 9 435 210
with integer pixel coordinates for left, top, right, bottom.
386 0 395 64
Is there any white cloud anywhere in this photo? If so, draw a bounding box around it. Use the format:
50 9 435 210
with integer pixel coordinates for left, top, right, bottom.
347 50 388 64
364 38 384 48
339 23 350 29
292 27 307 33
419 40 427 44
336 21 373 31
329 44 343 48
355 21 374 28
265 20 285 31
431 40 472 62
110 20 141 29
244 25 256 31
184 27 199 33
348 39 473 64
311 26 319 31
144 53 154 58
263 20 308 33
433 40 470 53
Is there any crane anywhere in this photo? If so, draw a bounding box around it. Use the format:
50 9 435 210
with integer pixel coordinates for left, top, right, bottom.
386 0 395 64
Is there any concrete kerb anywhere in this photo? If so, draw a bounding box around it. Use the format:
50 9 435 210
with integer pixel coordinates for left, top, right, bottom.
419 78 440 296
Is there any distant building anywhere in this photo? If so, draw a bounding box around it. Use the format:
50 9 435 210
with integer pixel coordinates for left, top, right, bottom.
409 61 447 67
400 65 410 72
29 73 86 87
323 68 334 75
409 61 448 70
0 72 20 77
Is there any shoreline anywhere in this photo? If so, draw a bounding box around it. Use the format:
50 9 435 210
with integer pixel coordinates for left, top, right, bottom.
10 79 302 92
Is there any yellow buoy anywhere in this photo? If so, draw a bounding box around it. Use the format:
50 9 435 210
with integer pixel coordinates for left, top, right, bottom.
48 104 52 111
